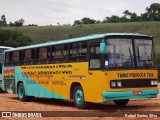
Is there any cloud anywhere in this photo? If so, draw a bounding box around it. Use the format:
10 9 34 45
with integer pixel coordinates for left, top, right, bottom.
0 0 160 25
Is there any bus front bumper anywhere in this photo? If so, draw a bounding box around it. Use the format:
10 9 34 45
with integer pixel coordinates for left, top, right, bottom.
102 89 159 102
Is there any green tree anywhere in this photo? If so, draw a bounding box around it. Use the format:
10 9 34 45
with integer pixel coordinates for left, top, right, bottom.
81 17 96 24
0 15 7 26
123 10 131 19
145 3 160 21
15 18 25 26
73 20 81 26
9 22 15 26
103 15 120 23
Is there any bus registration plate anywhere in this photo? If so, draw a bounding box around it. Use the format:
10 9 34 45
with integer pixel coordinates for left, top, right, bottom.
133 91 142 95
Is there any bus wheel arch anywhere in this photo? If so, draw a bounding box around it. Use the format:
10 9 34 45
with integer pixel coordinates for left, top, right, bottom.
70 82 82 99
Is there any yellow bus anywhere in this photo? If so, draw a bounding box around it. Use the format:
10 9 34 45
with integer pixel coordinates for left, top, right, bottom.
2 33 159 109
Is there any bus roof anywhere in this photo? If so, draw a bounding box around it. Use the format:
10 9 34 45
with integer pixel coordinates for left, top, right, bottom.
4 33 151 52
0 46 12 49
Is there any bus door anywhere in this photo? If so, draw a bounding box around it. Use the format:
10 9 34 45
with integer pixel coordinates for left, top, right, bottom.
88 43 102 101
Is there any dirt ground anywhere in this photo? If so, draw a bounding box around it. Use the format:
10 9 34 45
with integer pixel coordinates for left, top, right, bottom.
0 85 160 120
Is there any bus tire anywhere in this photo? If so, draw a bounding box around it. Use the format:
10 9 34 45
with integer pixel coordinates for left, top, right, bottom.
73 86 87 109
18 83 29 102
114 99 129 107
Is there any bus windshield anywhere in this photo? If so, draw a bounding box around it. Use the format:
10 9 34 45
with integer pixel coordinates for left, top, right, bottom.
105 38 154 68
135 39 154 67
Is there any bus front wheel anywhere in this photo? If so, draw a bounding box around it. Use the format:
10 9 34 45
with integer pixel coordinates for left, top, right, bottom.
73 86 87 109
114 99 129 107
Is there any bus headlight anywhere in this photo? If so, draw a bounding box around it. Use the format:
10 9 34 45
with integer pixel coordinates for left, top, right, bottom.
154 80 158 85
151 80 158 85
151 80 154 85
111 81 116 87
117 81 122 87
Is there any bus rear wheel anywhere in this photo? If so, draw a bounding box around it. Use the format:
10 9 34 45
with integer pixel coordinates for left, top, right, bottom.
73 86 87 109
18 83 34 101
114 99 129 107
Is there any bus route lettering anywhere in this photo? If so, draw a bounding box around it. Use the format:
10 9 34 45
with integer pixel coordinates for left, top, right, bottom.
117 73 154 78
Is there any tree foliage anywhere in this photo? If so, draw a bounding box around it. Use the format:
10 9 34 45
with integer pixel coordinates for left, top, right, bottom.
73 3 160 25
9 18 25 26
0 29 32 47
14 18 25 26
73 17 98 26
0 15 7 26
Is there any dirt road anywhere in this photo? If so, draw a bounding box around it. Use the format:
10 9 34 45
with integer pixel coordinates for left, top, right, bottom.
0 86 160 120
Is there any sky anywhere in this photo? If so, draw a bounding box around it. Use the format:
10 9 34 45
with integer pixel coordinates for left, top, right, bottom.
0 0 160 26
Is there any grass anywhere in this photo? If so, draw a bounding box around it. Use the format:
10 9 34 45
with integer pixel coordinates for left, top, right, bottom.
2 21 160 55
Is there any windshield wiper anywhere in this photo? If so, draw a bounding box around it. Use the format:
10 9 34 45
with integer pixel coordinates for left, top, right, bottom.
136 56 151 67
128 47 133 65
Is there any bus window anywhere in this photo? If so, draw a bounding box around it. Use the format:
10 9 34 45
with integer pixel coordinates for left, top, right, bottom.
69 43 78 61
70 43 77 57
63 44 68 58
78 42 87 56
51 46 56 58
37 47 51 63
12 51 19 62
55 46 62 58
77 42 87 61
135 39 154 66
39 47 47 59
69 42 87 62
23 49 35 64
9 51 19 65
51 45 68 63
24 49 32 60
89 44 101 69
5 52 10 63
106 39 133 68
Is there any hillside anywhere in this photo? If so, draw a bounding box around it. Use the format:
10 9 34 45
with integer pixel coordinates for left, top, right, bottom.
2 21 160 54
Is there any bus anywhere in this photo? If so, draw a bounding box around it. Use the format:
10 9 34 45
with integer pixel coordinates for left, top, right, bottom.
2 33 159 109
0 46 12 89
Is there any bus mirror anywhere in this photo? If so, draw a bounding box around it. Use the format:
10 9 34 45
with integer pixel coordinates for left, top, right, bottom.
100 40 106 54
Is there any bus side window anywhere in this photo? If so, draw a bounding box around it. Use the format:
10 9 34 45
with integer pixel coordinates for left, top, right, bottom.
77 42 87 61
24 49 31 61
69 43 78 61
51 46 56 58
89 44 101 69
70 43 77 56
5 52 11 66
47 47 52 59
63 44 69 62
37 47 50 64
11 51 19 65
19 51 23 65
5 52 10 63
55 46 63 58
51 45 68 63
24 49 34 65
39 47 47 59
